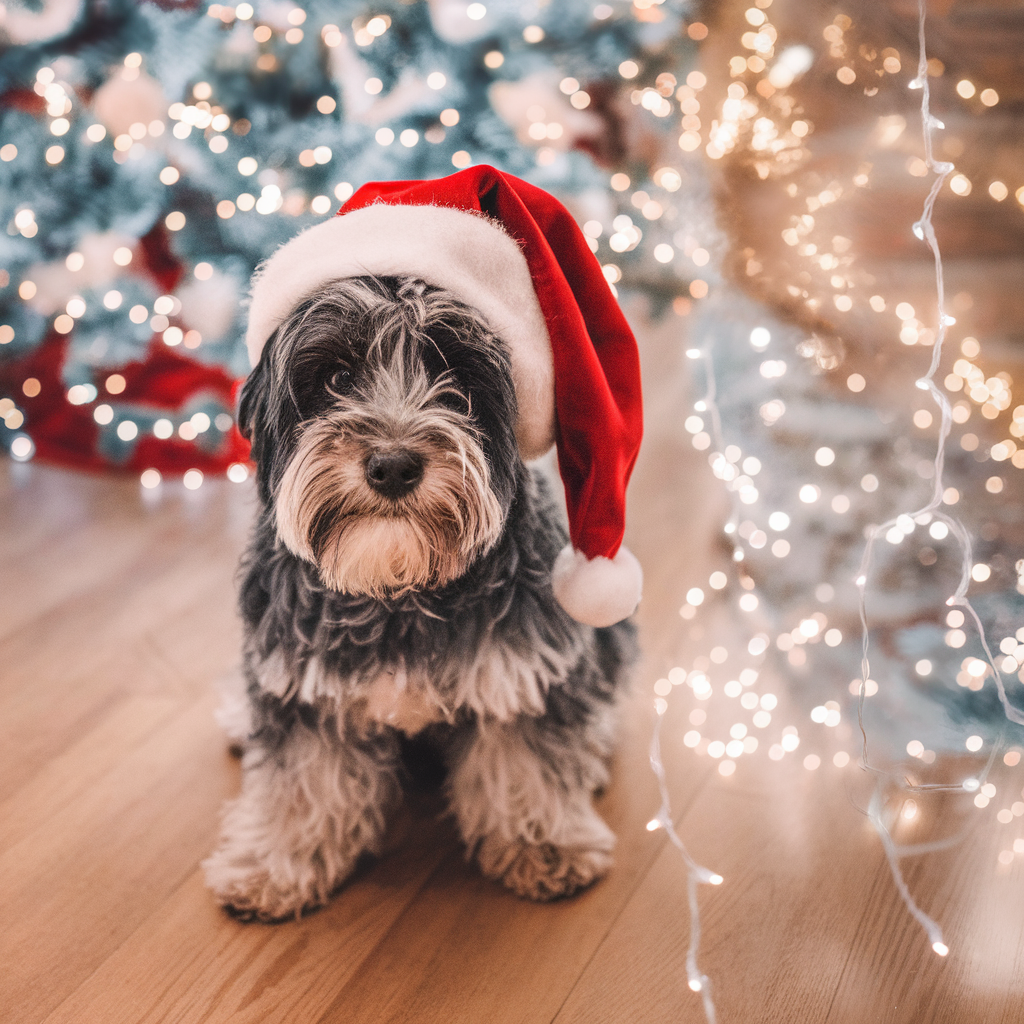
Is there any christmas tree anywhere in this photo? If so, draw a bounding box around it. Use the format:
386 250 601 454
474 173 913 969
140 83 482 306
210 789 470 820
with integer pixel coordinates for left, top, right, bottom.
0 0 699 479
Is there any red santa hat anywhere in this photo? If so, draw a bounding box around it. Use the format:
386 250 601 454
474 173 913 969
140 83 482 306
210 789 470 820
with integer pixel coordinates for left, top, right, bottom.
246 165 642 627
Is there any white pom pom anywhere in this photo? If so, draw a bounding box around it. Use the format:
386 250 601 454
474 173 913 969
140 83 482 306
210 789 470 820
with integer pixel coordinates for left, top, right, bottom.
551 545 643 627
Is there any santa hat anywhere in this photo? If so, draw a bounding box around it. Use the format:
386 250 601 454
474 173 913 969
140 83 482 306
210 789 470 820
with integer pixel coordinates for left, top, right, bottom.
246 165 642 627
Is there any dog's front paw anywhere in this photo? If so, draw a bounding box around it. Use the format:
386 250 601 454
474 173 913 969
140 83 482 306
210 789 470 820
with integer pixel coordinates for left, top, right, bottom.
477 833 613 901
202 844 343 922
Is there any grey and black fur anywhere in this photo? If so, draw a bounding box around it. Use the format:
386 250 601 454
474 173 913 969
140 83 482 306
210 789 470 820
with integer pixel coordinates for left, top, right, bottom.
204 276 636 921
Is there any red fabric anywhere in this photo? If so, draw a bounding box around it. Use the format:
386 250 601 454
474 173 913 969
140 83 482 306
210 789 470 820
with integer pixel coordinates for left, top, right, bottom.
0 88 46 116
0 332 249 475
138 223 186 295
341 165 643 562
2 213 249 477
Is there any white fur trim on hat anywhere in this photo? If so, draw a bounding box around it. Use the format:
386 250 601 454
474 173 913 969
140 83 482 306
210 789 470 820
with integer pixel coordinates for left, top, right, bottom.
551 544 643 627
246 204 555 460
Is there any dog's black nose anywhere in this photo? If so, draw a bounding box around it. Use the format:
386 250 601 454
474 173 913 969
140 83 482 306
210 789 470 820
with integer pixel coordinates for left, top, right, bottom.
365 450 424 500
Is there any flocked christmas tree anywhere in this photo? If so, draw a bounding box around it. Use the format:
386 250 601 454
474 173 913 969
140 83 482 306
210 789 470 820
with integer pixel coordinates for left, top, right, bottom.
0 0 699 479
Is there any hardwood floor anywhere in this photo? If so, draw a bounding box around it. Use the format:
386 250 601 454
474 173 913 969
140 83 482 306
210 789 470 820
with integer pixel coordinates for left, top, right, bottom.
3 299 1022 1023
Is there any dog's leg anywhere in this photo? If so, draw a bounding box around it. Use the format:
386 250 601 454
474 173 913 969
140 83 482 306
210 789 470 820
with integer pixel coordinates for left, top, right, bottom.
446 707 617 900
203 718 401 921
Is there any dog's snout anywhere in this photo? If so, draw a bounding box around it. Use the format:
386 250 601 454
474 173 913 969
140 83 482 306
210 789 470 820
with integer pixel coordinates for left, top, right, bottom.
365 450 425 500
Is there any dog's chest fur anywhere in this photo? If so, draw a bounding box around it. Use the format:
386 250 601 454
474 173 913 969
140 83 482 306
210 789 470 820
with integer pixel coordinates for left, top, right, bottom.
359 666 445 733
240 466 597 736
255 649 555 734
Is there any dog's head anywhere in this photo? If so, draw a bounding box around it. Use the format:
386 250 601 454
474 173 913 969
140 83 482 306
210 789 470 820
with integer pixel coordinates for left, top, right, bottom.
239 275 520 597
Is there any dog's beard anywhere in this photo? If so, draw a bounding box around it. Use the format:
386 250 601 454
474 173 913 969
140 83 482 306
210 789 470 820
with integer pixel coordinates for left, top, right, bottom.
274 375 504 597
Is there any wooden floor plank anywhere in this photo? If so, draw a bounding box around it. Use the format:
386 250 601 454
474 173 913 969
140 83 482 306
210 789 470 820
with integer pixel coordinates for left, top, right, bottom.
554 696 1024 1024
0 476 246 805
39 812 459 1024
0 566 241 804
2 697 233 1024
553 752 884 1024
0 692 181 856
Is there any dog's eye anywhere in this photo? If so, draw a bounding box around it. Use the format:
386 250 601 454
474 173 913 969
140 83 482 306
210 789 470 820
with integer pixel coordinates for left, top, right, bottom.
329 369 352 392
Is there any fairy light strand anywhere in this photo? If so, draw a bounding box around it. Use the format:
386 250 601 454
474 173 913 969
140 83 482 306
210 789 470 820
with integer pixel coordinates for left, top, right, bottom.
649 707 722 1023
854 0 1024 959
862 735 1003 961
651 341 762 1018
867 789 947 956
648 340 766 1023
645 0 1024 1003
697 345 740 540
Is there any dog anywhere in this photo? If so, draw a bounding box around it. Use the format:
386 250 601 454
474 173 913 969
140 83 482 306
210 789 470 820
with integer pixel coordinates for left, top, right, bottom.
202 273 637 921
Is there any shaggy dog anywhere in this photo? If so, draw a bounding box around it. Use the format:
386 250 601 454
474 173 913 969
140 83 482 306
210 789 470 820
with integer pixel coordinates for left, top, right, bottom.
203 274 636 921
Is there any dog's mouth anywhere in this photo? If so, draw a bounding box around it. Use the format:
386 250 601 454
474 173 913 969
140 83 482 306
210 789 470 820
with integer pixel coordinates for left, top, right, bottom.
361 499 419 520
272 397 506 597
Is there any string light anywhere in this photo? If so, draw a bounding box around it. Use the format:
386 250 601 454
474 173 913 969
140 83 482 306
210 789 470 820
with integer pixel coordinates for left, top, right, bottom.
843 1 1024 959
649 706 722 1022
634 0 1024 999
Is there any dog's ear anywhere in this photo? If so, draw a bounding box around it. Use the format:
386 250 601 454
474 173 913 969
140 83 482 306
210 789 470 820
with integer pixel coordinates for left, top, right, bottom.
237 352 276 503
237 359 268 443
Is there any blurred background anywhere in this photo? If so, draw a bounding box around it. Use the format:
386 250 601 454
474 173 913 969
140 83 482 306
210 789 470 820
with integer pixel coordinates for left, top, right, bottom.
0 0 702 474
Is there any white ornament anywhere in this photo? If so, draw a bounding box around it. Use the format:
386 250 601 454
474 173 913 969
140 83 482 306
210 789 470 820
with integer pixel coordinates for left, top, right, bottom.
92 71 166 137
176 270 240 343
0 0 83 44
427 0 491 44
